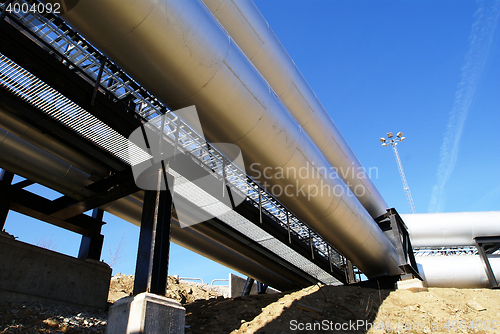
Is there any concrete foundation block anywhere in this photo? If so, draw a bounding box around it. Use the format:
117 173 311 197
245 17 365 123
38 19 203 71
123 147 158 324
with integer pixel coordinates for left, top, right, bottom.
397 278 425 290
0 234 111 310
108 292 185 334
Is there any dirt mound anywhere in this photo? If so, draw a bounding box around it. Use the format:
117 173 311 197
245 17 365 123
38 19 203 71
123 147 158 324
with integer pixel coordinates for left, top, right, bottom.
185 284 390 334
108 274 224 304
370 287 500 334
2 275 499 333
185 284 500 333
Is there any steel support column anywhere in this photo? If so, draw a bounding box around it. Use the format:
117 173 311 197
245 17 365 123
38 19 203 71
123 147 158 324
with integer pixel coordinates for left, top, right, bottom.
241 277 254 296
376 208 421 280
78 208 105 260
133 172 174 296
91 57 107 106
0 169 14 230
256 282 268 294
474 236 500 288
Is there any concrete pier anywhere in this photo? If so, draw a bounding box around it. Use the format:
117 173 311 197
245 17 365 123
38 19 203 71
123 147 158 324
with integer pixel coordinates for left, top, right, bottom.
107 292 185 334
0 233 111 310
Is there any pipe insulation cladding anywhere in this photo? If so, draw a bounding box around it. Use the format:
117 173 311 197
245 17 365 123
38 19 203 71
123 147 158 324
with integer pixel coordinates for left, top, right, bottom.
200 0 388 219
48 0 401 278
0 107 110 179
417 255 500 288
402 212 500 247
0 127 95 198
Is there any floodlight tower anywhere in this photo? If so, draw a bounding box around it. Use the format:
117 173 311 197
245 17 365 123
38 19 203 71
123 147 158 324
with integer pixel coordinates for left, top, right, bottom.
380 132 416 214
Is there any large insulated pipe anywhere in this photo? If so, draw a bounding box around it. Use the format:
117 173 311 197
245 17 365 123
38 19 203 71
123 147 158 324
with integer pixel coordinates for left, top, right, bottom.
0 128 306 290
0 107 109 179
0 127 95 197
402 212 500 247
417 255 500 288
52 0 401 278
201 0 388 218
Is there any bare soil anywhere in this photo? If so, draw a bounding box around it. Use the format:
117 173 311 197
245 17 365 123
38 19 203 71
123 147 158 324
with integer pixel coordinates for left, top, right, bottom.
1 275 499 333
185 285 500 333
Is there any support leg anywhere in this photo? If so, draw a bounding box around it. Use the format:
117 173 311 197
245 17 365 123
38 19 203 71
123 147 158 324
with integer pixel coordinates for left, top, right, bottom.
241 277 254 296
78 208 104 260
91 57 107 106
257 282 268 294
475 237 500 288
133 173 173 296
0 170 14 230
108 173 183 333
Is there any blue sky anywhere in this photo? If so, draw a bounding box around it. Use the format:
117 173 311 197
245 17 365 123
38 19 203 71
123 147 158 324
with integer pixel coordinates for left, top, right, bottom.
3 0 500 284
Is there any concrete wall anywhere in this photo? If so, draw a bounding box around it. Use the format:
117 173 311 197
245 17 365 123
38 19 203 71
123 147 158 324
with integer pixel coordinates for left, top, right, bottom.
0 233 111 310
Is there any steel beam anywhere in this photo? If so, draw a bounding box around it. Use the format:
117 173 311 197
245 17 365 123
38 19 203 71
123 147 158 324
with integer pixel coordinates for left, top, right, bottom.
257 282 268 294
474 236 500 288
241 277 254 296
378 208 421 280
91 57 107 106
78 208 105 261
0 180 102 236
0 88 124 173
0 169 13 229
50 170 139 220
11 179 34 189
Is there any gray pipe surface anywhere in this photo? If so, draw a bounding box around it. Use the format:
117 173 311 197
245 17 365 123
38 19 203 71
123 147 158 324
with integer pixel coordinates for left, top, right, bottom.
0 126 94 198
201 0 388 218
417 255 500 288
402 212 500 247
0 107 109 179
53 0 401 278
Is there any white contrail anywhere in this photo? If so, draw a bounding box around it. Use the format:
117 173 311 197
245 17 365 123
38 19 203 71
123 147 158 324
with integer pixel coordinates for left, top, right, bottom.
428 0 500 213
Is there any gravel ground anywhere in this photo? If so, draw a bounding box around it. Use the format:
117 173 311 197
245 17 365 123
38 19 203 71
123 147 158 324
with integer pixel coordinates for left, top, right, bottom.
0 301 107 333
